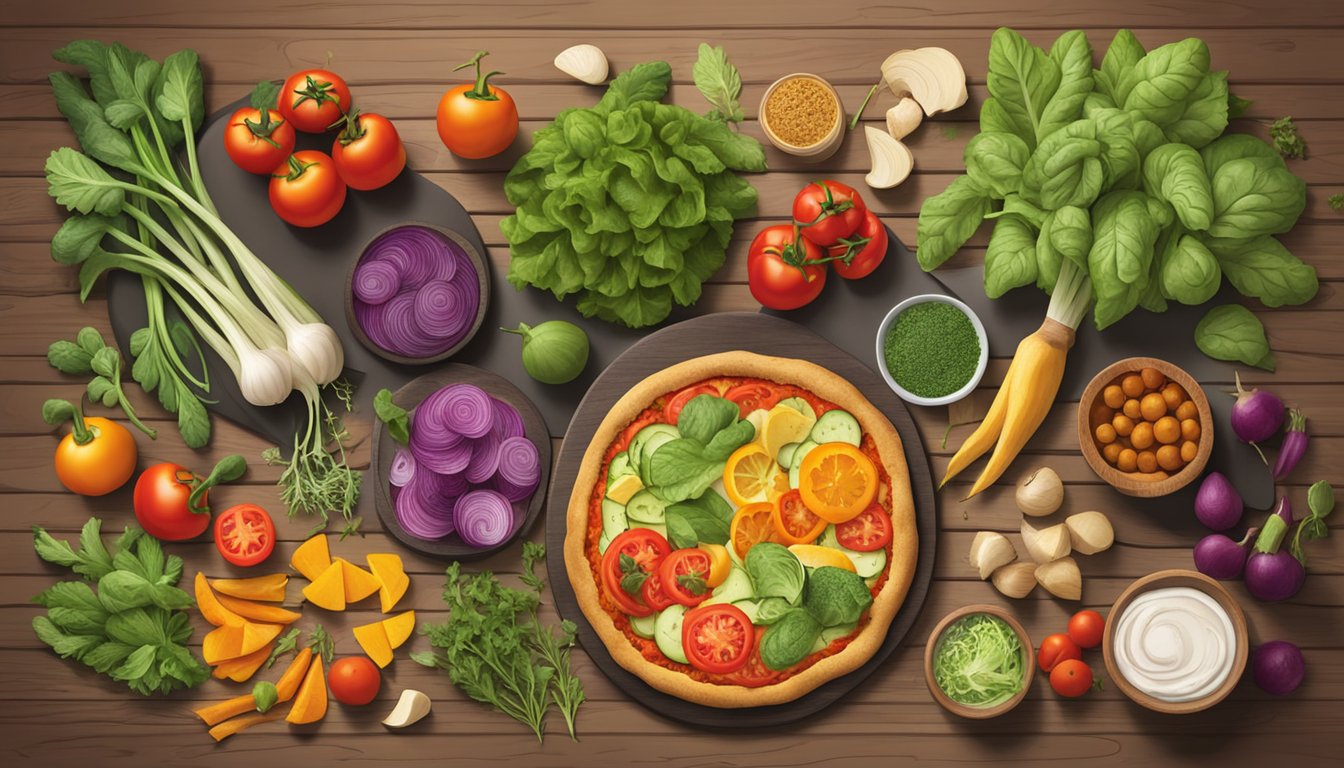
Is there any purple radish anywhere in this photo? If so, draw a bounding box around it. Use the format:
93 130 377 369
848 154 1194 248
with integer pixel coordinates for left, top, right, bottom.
1253 641 1306 696
1194 528 1258 580
1194 472 1244 531
1245 497 1306 602
1272 409 1308 481
1229 371 1285 464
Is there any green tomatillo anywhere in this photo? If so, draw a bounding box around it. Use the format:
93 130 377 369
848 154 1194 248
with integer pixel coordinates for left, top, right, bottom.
501 321 589 384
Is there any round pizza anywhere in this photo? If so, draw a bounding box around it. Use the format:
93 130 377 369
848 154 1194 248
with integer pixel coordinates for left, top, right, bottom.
563 351 918 707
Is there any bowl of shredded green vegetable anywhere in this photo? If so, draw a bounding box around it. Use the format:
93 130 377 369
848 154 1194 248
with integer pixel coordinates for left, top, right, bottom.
924 604 1033 719
875 294 988 407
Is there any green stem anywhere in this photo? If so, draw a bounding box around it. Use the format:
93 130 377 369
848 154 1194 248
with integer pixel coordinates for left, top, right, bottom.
848 81 882 131
454 51 503 101
187 454 247 515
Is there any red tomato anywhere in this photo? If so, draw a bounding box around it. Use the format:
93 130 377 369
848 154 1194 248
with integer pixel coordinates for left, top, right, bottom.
793 180 867 247
223 107 296 175
834 503 893 552
213 504 276 567
830 211 888 280
723 382 785 418
681 604 754 674
658 549 714 607
639 569 676 613
1049 658 1094 698
1067 610 1106 649
268 150 347 228
723 633 785 688
600 528 671 618
436 51 518 159
771 489 827 545
133 463 212 541
328 656 381 706
747 225 828 310
331 111 407 191
278 69 352 133
664 384 719 424
1038 633 1084 673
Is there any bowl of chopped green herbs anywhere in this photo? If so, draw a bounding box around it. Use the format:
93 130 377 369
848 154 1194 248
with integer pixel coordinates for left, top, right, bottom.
875 294 988 407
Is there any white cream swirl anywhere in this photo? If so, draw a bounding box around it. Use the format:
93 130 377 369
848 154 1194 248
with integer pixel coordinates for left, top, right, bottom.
1113 587 1236 703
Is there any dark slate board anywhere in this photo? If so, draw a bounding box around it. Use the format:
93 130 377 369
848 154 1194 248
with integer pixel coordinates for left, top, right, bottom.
544 312 937 728
763 233 1271 511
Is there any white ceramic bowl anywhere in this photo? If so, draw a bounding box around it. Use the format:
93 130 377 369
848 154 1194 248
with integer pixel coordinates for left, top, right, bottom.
874 294 989 407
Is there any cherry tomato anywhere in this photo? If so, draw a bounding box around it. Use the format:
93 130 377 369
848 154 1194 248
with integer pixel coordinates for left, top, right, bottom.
771 489 827 545
830 211 888 280
1067 609 1106 649
213 503 276 567
729 502 778 561
723 382 785 418
436 51 518 159
723 632 785 688
331 111 406 191
664 384 719 424
600 528 671 618
278 69 352 133
747 224 828 311
658 549 715 607
639 569 676 612
1049 658 1094 698
1037 633 1083 673
793 180 866 247
133 463 213 541
328 656 381 706
223 107 296 175
834 503 893 552
681 604 754 675
268 150 347 228
52 415 136 497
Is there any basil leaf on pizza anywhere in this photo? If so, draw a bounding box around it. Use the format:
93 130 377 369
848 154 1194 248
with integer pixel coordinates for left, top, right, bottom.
676 395 740 444
746 543 806 605
760 609 823 671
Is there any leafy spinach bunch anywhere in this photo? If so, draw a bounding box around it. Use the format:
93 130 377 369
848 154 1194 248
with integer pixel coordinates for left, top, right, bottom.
501 60 766 328
917 28 1317 370
31 518 210 696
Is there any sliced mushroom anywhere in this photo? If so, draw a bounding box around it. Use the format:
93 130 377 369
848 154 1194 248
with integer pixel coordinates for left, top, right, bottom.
880 47 968 116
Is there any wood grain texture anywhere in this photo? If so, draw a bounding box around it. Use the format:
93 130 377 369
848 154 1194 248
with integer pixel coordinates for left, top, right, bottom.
1 1 1342 766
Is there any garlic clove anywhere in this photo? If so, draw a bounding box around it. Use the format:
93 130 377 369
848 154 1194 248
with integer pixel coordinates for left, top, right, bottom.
885 97 923 141
879 47 968 116
554 44 609 85
969 531 1017 580
863 126 914 189
1016 467 1064 517
1035 557 1082 601
1065 510 1115 555
1021 520 1071 563
991 561 1037 599
382 688 432 728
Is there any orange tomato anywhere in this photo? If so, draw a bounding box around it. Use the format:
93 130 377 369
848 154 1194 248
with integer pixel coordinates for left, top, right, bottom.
729 502 776 560
723 444 787 507
798 443 878 523
770 489 826 545
697 543 733 588
54 416 137 496
436 50 518 159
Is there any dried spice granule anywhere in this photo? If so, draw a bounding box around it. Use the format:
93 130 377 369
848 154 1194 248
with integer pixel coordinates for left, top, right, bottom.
764 77 839 147
883 302 981 398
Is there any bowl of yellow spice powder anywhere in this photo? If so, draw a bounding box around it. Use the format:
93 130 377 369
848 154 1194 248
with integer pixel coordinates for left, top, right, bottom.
875 294 988 407
759 74 844 160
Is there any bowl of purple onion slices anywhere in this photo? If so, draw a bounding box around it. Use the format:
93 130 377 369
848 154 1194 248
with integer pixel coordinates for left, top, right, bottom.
371 365 550 558
346 222 490 365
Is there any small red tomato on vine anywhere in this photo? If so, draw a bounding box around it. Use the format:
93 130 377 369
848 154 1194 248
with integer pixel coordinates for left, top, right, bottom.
829 210 888 279
793 180 867 247
747 224 830 310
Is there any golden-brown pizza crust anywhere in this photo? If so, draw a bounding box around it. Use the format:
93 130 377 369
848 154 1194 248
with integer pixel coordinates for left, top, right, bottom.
563 351 917 708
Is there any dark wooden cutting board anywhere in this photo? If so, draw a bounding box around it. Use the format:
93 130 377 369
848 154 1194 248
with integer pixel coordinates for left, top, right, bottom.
544 311 937 728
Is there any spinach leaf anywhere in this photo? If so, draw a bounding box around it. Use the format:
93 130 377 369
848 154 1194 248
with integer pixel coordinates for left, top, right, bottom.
753 597 795 625
704 419 755 461
803 567 873 627
915 176 992 271
1194 304 1274 370
1038 30 1094 140
1035 213 1062 293
986 193 1046 229
1094 29 1146 103
1204 235 1318 307
759 609 822 671
665 492 733 549
1200 133 1281 177
1143 143 1214 231
1163 70 1229 149
984 215 1039 298
1049 205 1093 268
677 394 739 445
1022 119 1104 210
1088 191 1162 329
1207 157 1306 239
646 438 723 503
692 43 744 123
372 388 409 445
1158 232 1222 305
983 27 1061 148
1115 38 1210 127
964 131 1030 198
745 543 806 605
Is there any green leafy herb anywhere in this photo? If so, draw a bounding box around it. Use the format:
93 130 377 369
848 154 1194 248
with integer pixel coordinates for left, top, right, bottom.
31 518 208 696
339 516 364 540
1269 116 1306 159
249 80 281 110
744 542 806 605
252 680 279 713
1291 481 1335 565
306 623 334 664
1227 92 1252 119
803 566 873 627
1328 193 1343 212
414 545 584 741
373 388 410 445
617 552 648 595
645 396 755 503
932 613 1025 707
264 627 302 669
1194 304 1274 371
665 491 733 549
501 59 764 328
759 609 822 671
692 43 744 124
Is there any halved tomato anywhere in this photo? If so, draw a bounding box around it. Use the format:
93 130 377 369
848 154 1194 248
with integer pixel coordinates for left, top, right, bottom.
834 503 892 552
729 502 777 561
213 503 276 567
600 528 671 617
658 549 714 607
681 604 754 675
724 383 785 418
664 384 719 425
771 489 826 545
798 443 878 524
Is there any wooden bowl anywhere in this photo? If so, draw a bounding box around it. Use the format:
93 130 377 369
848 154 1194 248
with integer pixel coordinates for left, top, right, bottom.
1076 356 1213 497
1102 569 1248 714
924 604 1034 719
759 73 844 162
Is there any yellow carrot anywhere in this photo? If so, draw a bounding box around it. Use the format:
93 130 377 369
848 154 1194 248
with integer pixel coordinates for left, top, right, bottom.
939 352 1019 487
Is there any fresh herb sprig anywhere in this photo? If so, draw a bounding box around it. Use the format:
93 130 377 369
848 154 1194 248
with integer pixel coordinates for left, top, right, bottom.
264 627 302 669
1328 193 1343 212
306 623 334 664
693 43 745 124
47 327 157 438
1270 116 1306 159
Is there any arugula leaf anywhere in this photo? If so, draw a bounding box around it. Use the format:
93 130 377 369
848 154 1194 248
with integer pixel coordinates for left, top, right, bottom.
693 43 744 123
306 623 334 664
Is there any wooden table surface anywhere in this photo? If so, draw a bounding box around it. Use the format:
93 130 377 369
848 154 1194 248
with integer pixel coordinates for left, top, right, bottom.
2 1 1341 765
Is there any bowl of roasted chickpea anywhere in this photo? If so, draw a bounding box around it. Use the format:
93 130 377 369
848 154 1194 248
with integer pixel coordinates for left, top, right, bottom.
1077 357 1213 497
